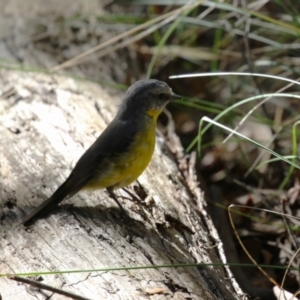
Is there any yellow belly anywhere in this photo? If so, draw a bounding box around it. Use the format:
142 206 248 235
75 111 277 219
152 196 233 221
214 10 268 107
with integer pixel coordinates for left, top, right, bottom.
85 119 156 190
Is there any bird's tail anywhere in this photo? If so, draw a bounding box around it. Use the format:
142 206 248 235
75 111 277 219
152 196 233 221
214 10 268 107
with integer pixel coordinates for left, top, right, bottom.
22 179 74 226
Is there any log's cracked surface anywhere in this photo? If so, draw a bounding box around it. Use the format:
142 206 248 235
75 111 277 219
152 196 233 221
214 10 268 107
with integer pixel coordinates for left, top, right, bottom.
0 70 242 300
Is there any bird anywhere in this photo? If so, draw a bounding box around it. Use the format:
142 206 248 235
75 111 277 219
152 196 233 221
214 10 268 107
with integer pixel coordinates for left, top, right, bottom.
22 79 181 226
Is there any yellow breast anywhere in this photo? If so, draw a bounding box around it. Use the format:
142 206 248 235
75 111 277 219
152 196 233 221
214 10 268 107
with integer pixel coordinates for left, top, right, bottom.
113 118 156 188
85 116 157 190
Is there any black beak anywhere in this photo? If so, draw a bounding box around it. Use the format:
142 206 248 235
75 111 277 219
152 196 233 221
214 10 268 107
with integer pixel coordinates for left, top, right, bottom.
170 92 181 100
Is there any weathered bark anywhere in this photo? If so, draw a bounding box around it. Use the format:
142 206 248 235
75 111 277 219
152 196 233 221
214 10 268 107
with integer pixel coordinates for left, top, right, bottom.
0 70 244 299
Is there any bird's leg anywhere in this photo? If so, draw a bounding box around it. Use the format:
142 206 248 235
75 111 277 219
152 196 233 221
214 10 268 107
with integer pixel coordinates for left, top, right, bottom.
122 187 144 202
106 187 127 215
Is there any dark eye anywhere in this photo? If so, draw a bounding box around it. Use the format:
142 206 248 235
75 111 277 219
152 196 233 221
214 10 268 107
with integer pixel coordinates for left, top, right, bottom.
159 93 168 100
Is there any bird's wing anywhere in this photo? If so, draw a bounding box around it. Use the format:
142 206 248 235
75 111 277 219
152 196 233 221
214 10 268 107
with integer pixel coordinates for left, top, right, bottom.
22 117 139 226
65 117 138 196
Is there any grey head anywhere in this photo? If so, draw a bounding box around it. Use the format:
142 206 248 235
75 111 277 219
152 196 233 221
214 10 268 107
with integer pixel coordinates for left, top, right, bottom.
118 79 181 119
